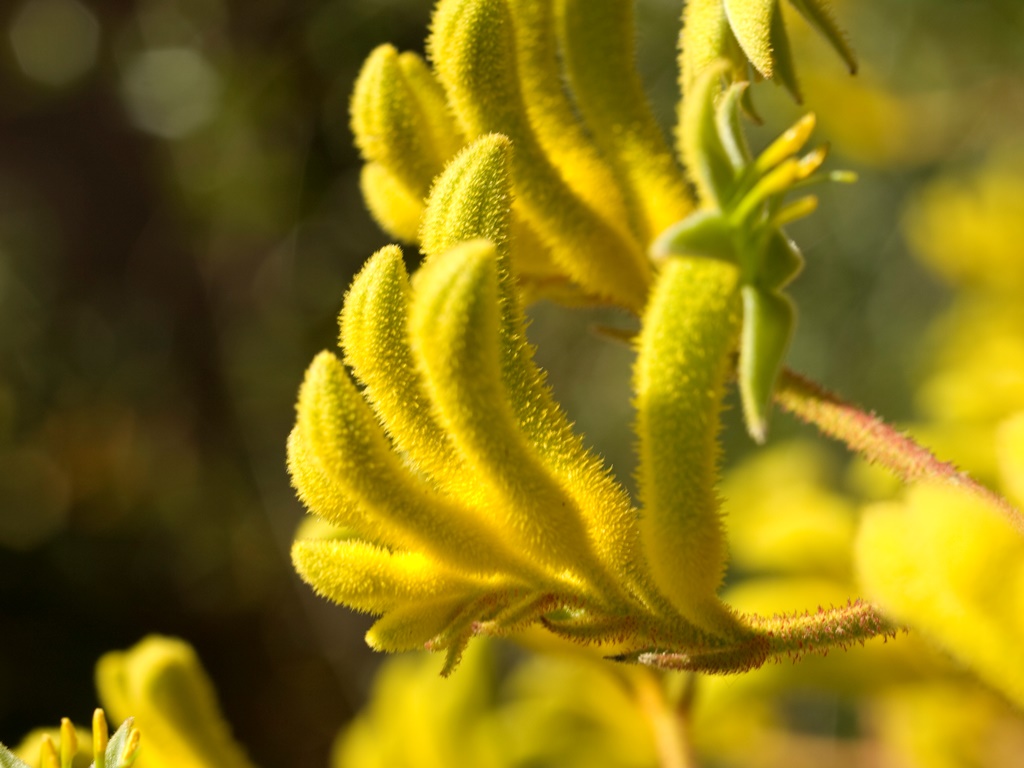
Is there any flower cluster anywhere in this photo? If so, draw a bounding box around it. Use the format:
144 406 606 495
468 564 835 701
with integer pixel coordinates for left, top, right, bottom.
287 0 887 673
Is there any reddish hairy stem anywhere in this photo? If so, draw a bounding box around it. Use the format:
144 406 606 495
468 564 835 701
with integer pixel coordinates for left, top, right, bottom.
775 368 1024 535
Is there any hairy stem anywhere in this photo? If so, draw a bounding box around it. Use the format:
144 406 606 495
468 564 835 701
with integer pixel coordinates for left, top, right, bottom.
775 368 1024 535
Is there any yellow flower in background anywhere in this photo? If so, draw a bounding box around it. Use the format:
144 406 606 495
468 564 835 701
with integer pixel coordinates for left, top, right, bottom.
331 639 664 768
96 636 256 768
905 146 1024 294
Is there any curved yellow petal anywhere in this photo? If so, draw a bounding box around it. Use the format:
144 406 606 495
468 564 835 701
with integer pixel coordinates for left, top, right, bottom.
395 51 465 164
556 0 693 241
351 44 447 198
294 351 520 574
410 239 611 590
340 245 476 501
365 597 473 654
420 133 644 595
634 256 744 638
506 0 639 243
292 538 494 614
722 0 775 79
428 0 651 311
287 427 391 544
679 0 747 97
420 134 515 259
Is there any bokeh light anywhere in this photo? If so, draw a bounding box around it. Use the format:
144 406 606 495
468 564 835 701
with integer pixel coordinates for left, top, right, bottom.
9 0 99 87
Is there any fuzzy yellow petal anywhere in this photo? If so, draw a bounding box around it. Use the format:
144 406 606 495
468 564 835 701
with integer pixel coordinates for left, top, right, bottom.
395 51 465 163
365 597 472 653
722 0 775 79
634 256 744 638
340 246 475 501
679 0 747 96
350 44 447 198
556 0 693 241
506 0 638 244
410 239 609 588
292 538 493 615
998 412 1024 508
287 427 389 543
294 351 519 574
428 0 650 311
420 134 644 596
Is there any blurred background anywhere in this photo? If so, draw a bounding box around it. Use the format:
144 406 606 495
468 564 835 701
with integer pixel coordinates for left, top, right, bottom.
0 0 1022 765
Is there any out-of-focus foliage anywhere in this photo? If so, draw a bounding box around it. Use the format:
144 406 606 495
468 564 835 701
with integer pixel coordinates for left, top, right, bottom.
332 641 663 768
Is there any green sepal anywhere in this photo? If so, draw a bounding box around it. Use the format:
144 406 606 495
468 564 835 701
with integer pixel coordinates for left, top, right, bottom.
768 5 801 101
679 62 738 208
788 0 857 75
0 745 31 768
738 285 795 443
651 209 736 264
715 82 753 172
99 718 138 768
759 229 804 289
